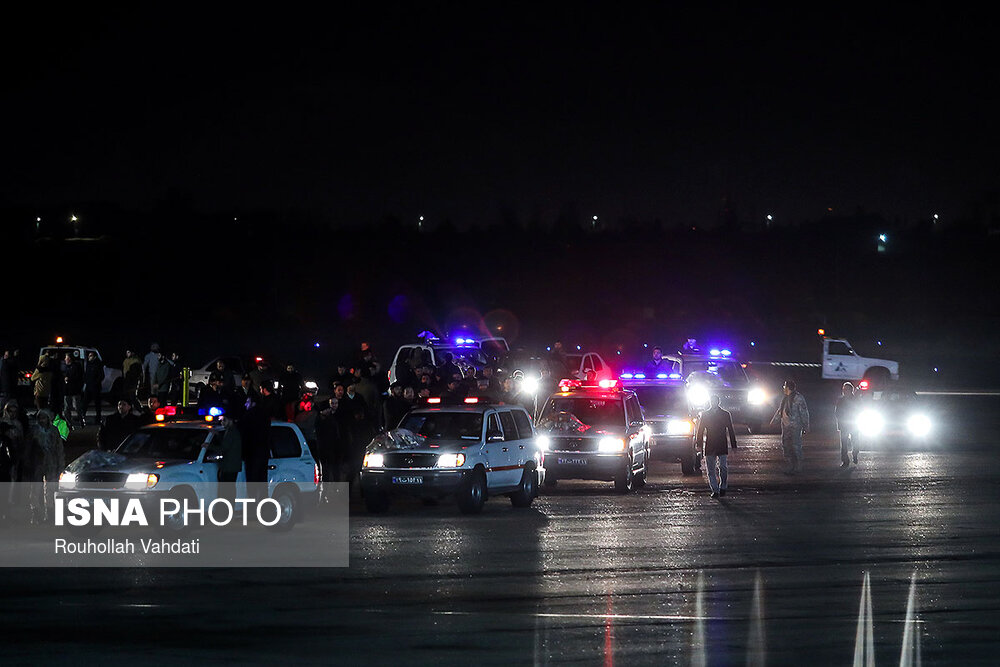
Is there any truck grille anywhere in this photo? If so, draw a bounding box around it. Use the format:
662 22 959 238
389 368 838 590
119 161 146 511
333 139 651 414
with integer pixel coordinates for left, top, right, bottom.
550 437 597 452
383 452 440 468
75 472 130 489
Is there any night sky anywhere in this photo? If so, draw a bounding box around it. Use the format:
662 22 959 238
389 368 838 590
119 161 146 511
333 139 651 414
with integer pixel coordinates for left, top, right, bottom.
3 4 998 227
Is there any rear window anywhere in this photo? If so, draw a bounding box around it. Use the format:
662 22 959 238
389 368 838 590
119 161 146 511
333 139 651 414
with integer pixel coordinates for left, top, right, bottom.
270 426 302 458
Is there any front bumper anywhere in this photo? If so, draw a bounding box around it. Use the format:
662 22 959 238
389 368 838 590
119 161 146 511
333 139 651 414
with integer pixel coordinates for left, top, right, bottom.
544 452 627 482
360 468 467 497
650 433 696 460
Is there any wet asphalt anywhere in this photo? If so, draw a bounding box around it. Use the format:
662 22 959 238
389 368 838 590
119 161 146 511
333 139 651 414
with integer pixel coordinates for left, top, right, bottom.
2 394 999 665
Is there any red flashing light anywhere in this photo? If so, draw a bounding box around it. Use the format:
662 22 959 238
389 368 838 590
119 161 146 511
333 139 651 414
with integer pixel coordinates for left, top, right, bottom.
427 397 442 404
858 380 870 391
817 329 826 336
155 406 178 416
597 379 618 389
558 379 581 390
463 397 479 404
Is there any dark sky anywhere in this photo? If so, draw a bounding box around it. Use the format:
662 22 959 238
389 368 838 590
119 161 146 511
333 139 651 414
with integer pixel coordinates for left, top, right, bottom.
3 4 997 227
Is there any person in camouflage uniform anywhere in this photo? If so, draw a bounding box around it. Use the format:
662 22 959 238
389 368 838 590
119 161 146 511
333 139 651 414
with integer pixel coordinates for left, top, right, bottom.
771 379 810 473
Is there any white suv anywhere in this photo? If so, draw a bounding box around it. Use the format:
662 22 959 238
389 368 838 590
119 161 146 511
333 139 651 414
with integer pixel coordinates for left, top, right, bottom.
58 418 319 533
360 401 544 514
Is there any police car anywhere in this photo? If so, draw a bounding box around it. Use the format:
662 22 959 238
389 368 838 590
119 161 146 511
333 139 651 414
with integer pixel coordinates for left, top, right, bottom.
360 398 543 514
854 384 935 448
669 344 772 433
619 372 700 475
535 378 651 493
57 409 320 534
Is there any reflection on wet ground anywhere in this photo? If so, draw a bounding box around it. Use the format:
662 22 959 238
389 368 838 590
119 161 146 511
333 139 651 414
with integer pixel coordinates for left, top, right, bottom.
2 413 999 664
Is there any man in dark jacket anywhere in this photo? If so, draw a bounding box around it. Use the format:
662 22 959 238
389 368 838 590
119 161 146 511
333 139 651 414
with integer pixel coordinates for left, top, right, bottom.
381 382 410 431
836 382 859 467
62 353 85 425
695 394 738 498
0 350 19 406
98 400 142 451
197 373 229 413
82 350 105 426
315 397 344 483
238 382 275 499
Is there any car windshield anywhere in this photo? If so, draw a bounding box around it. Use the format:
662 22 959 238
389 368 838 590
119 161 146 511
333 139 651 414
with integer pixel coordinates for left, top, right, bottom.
632 386 689 417
117 428 209 460
684 360 748 386
538 397 625 431
400 412 484 440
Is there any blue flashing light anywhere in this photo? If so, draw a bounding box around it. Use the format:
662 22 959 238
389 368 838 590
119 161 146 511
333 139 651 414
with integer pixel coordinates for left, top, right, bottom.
576 345 581 351
455 337 465 344
721 349 731 357
669 373 682 379
656 373 668 379
750 341 756 347
313 342 321 348
635 373 646 379
709 349 721 357
620 373 634 379
197 407 225 417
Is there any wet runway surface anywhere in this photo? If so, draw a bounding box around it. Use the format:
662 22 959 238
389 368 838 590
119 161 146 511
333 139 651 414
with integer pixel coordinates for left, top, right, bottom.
4 398 1000 664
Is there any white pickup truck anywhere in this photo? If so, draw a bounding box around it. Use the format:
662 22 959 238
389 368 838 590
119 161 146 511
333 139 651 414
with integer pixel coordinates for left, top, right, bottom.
821 338 899 386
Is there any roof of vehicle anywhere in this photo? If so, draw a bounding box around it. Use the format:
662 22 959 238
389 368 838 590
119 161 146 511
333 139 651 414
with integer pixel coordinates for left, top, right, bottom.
409 403 528 415
545 389 633 401
139 419 299 430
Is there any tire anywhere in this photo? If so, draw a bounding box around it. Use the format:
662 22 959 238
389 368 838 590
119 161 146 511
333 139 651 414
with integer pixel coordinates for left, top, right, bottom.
681 453 697 476
456 469 487 514
155 487 197 537
267 486 298 532
614 459 634 494
364 490 391 514
510 467 538 508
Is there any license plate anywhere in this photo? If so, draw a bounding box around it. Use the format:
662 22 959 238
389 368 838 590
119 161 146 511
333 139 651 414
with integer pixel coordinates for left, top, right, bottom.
557 457 588 466
392 476 424 485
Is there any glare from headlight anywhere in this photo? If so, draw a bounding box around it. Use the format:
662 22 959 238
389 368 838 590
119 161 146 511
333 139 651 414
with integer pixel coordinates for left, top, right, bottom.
857 410 884 437
363 453 385 468
598 437 626 453
59 472 77 489
536 435 551 451
687 384 710 407
907 414 932 437
748 388 767 405
521 376 540 395
667 419 693 435
436 453 466 467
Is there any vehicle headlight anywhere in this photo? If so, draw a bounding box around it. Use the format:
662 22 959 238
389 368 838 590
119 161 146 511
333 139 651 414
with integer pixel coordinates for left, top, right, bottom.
667 419 693 435
304 381 318 391
747 388 767 405
536 435 551 451
521 376 540 395
598 437 626 453
907 414 932 437
857 410 884 437
687 384 710 407
363 453 385 468
59 472 77 489
436 453 466 467
125 473 159 490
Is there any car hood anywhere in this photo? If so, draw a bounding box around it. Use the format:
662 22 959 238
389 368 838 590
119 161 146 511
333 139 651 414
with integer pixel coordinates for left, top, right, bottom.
366 429 478 454
65 449 191 475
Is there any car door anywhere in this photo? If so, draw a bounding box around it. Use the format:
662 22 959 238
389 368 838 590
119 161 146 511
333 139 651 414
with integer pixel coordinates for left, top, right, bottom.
483 412 509 489
625 395 646 466
511 408 536 472
268 424 304 493
497 410 524 486
824 340 856 380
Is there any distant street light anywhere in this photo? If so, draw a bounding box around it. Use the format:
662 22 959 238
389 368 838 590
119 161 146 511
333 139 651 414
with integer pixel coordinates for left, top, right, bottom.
766 214 773 228
592 215 598 229
418 215 424 231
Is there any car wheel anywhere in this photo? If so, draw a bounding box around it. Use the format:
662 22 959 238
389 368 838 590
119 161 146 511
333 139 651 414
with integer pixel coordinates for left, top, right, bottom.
456 469 487 514
267 486 298 532
510 467 537 508
155 487 197 537
614 460 634 494
364 490 391 514
681 453 697 476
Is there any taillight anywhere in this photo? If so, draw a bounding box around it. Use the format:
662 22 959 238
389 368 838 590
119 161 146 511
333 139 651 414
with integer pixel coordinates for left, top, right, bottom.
859 380 870 391
463 397 479 404
314 464 320 486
